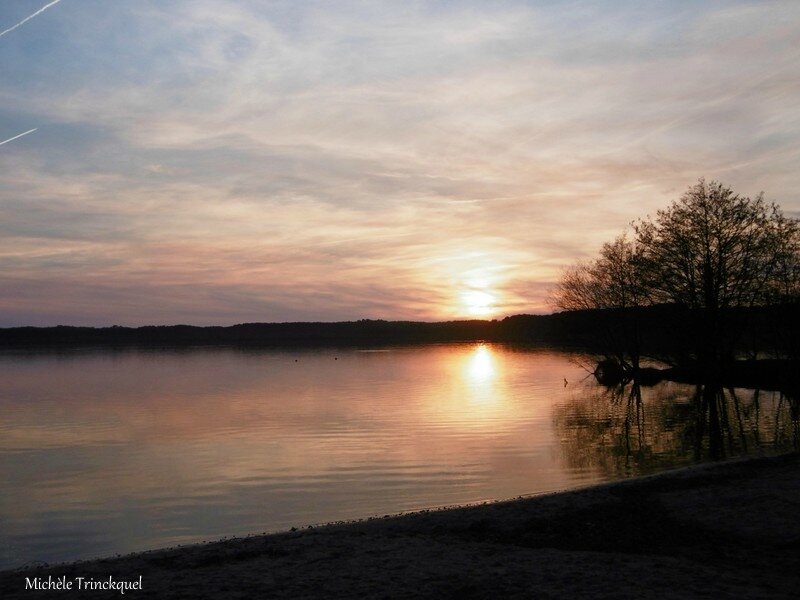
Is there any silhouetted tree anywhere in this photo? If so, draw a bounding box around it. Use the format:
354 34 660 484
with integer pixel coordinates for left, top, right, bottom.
553 235 647 372
634 179 799 370
553 179 800 376
555 235 645 312
762 213 800 359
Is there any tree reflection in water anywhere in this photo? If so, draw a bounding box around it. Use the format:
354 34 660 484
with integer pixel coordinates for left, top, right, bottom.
554 379 799 479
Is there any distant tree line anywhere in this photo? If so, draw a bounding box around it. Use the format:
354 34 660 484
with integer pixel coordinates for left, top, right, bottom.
2 306 797 372
0 320 501 349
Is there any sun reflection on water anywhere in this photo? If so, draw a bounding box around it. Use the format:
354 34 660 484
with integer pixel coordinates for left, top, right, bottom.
466 344 496 384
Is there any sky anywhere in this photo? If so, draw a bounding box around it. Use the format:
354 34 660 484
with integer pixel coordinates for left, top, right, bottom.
1 0 799 326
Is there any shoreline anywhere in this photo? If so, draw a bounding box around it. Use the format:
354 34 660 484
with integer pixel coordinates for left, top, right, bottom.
2 453 799 598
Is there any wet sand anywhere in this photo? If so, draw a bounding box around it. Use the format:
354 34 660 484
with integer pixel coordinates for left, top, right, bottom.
2 453 799 599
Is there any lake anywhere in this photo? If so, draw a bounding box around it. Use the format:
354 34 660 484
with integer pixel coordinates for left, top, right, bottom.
0 343 795 569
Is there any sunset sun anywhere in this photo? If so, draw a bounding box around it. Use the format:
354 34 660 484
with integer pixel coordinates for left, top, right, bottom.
461 290 496 317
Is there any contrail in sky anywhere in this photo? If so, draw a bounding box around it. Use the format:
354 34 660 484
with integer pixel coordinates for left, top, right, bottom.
0 0 63 39
0 128 38 147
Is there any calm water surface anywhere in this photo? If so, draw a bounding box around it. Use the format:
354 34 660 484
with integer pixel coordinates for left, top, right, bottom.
0 343 796 569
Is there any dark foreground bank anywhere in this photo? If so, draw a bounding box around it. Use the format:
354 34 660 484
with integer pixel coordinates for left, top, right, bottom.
2 454 799 599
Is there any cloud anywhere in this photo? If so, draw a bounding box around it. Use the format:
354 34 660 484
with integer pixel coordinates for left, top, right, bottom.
1 1 799 324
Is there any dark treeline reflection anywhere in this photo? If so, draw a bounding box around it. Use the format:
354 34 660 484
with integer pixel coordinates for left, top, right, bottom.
554 380 799 478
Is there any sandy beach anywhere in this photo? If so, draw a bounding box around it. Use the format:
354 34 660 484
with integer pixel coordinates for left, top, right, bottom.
2 452 799 599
